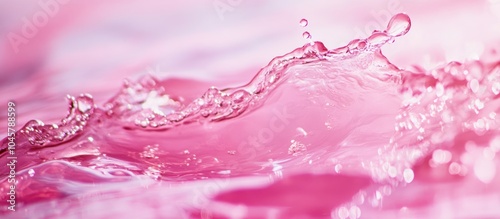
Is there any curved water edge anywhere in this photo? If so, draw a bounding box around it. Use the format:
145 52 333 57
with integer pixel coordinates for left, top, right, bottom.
1 12 500 218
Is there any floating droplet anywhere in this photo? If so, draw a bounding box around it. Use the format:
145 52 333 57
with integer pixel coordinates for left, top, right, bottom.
448 162 462 175
353 192 365 205
469 79 479 93
403 168 414 183
492 82 500 95
334 164 342 173
296 127 308 136
302 31 312 40
490 136 500 152
337 207 350 219
349 206 362 219
435 83 445 97
385 13 411 37
474 99 484 110
299 18 308 27
28 169 35 177
388 166 397 178
432 149 452 164
474 159 496 184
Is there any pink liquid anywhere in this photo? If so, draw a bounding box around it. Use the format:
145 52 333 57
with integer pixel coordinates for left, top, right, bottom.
1 5 500 219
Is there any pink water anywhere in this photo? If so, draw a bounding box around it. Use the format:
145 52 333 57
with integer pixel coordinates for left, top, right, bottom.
2 1 500 219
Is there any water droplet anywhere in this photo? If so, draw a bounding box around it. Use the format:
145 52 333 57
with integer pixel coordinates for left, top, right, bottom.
76 94 94 114
403 168 414 183
473 119 486 133
166 113 184 122
388 166 397 178
432 149 452 164
370 193 381 207
349 206 361 219
375 191 382 200
490 136 500 152
231 90 250 104
347 39 367 53
385 13 411 37
367 32 390 46
380 185 392 195
353 192 365 205
302 31 312 40
296 127 308 136
28 169 35 177
337 207 350 219
218 170 231 175
469 79 479 93
145 166 161 180
435 83 445 97
299 18 308 27
139 120 149 128
474 159 496 184
335 164 343 173
492 82 500 95
448 162 462 175
474 99 484 110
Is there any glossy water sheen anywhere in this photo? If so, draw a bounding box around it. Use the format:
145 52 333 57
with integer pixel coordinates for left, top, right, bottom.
1 12 500 219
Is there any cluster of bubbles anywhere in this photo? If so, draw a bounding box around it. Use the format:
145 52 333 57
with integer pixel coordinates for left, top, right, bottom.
20 94 95 146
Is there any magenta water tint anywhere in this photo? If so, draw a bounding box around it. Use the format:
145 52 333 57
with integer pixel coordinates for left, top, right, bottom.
1 11 500 219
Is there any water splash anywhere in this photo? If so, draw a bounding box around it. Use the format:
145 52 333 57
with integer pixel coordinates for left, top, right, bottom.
19 94 95 146
2 13 500 218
